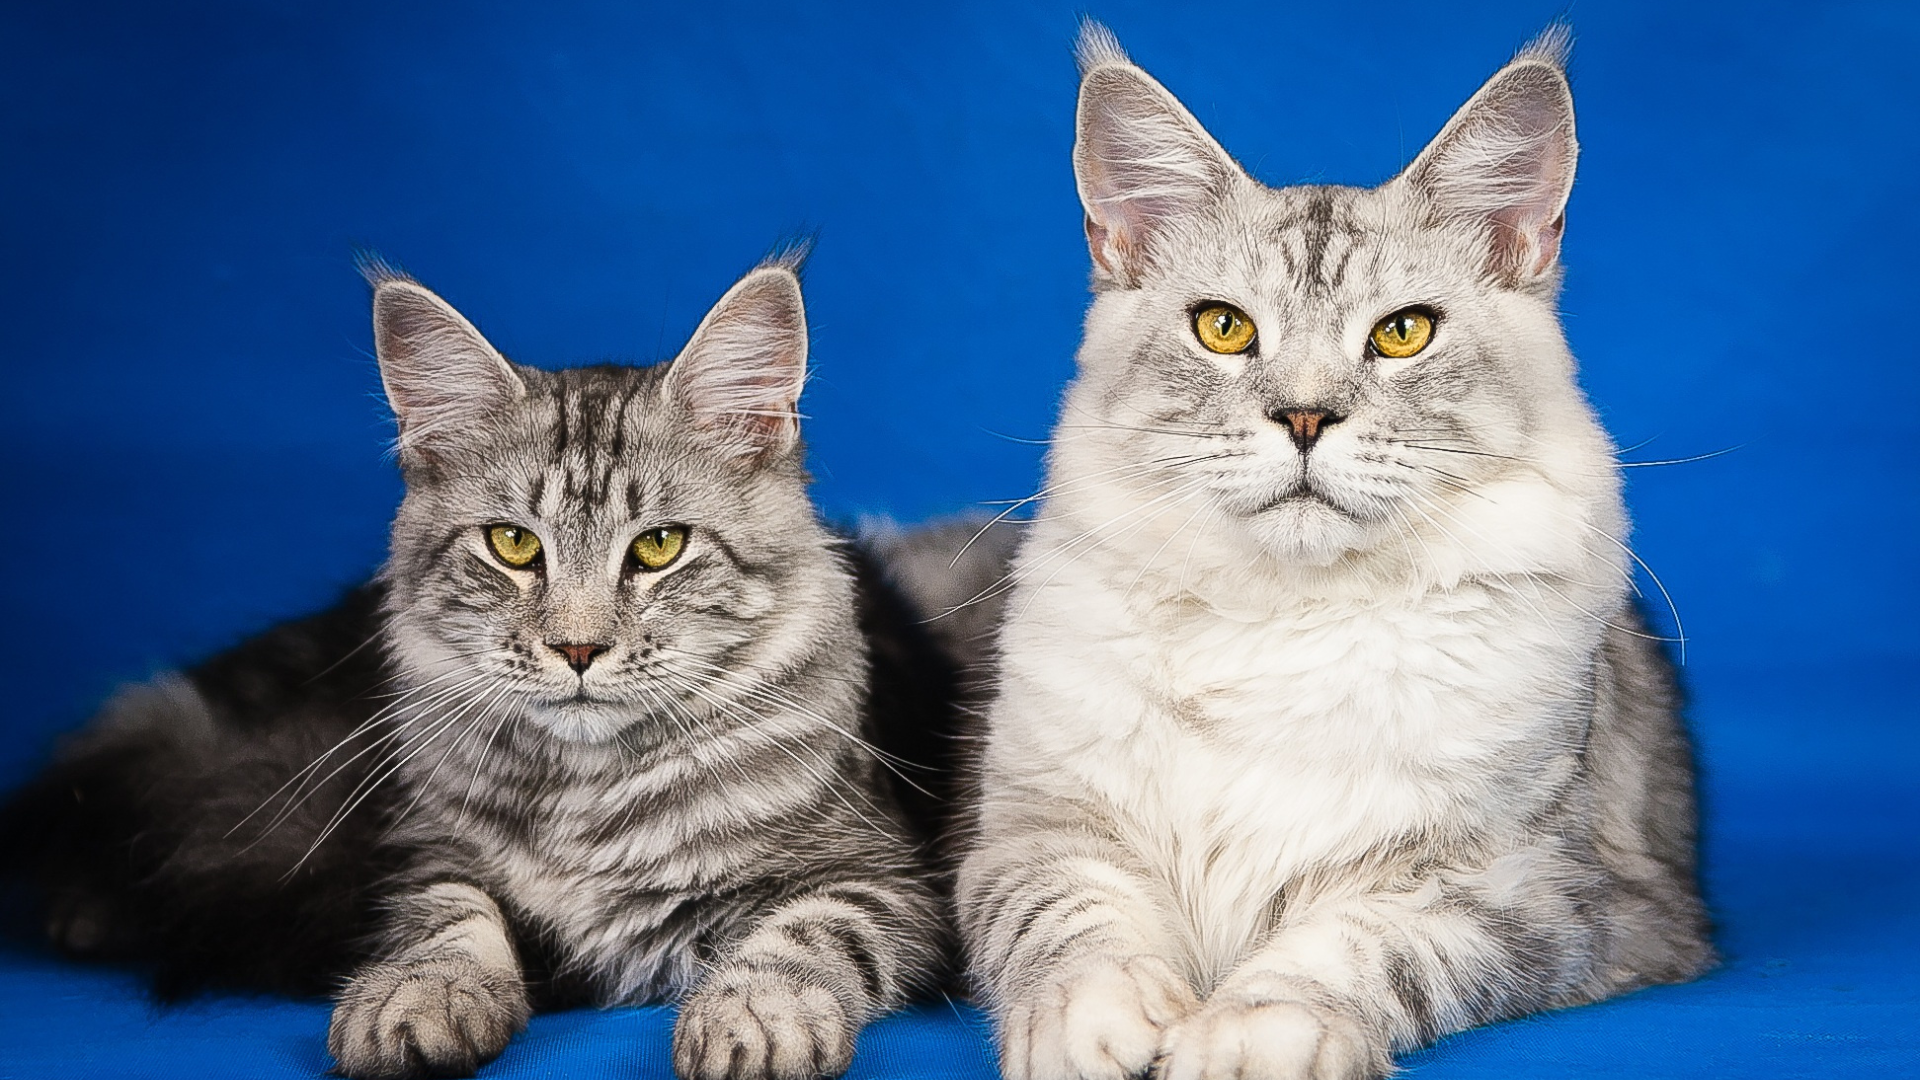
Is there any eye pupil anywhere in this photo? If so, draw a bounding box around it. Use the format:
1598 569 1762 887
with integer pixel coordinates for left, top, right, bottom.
631 525 687 571
1370 308 1434 359
1193 303 1255 355
486 524 542 568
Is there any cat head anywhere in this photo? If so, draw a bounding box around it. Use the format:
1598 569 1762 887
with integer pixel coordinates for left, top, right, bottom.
1063 24 1620 575
369 255 855 746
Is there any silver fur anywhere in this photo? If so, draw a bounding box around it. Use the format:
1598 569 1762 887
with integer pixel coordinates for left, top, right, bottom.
37 258 947 1080
954 25 1710 1080
332 260 943 1080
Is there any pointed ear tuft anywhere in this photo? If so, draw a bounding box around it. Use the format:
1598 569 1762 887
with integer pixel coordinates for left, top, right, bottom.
370 273 524 464
664 262 808 459
1073 29 1246 287
1516 22 1573 69
1398 30 1579 284
1074 19 1130 74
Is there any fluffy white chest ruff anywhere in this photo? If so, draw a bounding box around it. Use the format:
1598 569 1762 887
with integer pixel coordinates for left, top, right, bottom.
993 555 1587 987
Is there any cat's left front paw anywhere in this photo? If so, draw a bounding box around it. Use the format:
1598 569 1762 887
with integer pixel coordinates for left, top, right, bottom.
673 969 855 1080
1157 997 1387 1080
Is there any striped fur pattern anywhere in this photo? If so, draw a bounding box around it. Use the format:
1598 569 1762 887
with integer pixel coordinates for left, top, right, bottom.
3 260 945 1080
954 26 1711 1080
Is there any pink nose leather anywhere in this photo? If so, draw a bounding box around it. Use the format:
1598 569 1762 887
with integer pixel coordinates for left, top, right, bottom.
548 642 607 674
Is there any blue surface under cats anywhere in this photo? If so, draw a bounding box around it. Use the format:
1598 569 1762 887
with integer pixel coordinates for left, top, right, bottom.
0 0 1915 1076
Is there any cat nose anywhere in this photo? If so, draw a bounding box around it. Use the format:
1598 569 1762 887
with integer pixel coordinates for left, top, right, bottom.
1269 408 1343 451
547 641 609 674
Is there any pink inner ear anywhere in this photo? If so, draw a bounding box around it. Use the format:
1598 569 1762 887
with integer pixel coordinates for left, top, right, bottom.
667 271 808 458
1527 212 1566 277
1084 206 1151 280
1074 66 1242 284
1084 214 1118 277
1404 59 1577 283
1490 198 1567 280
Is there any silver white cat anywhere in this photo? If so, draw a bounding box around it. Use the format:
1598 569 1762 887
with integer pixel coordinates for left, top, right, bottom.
950 25 1711 1080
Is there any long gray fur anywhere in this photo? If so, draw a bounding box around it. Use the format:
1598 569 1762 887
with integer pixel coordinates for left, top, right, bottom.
10 258 946 1080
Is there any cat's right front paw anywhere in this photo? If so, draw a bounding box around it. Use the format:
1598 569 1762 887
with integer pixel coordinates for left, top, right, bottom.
999 954 1197 1080
327 958 530 1079
673 967 856 1080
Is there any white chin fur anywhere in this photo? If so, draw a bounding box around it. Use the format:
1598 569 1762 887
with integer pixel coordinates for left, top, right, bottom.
1244 500 1369 566
524 701 637 744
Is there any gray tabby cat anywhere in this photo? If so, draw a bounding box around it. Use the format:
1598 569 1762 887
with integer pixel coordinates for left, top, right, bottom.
952 26 1711 1080
5 258 946 1080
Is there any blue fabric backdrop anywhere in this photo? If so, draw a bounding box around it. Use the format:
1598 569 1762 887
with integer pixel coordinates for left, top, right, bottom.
0 1 1913 1077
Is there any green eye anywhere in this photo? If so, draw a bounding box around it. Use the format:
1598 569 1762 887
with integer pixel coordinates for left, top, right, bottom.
1192 303 1257 354
486 524 543 568
631 526 688 571
1370 307 1436 359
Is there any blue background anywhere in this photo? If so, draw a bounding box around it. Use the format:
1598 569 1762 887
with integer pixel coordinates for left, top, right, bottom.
1 1 1914 1077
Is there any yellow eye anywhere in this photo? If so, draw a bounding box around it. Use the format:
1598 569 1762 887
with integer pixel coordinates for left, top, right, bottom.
1369 308 1435 359
631 526 688 572
1192 303 1257 354
486 524 543 568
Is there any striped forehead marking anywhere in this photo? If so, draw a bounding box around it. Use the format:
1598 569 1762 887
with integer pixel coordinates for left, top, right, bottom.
1271 189 1365 295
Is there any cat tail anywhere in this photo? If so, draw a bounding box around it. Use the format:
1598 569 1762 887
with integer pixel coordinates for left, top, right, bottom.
0 667 396 999
0 676 221 961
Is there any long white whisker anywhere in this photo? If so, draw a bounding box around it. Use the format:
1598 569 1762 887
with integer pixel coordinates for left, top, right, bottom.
230 669 489 843
941 459 1234 617
658 672 895 840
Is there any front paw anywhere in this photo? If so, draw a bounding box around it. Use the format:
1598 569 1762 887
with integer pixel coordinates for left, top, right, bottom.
1157 997 1386 1080
673 968 856 1080
999 954 1197 1080
327 958 530 1079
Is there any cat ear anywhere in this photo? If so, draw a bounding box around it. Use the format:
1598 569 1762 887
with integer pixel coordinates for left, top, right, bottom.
1073 22 1247 286
664 260 808 459
1397 27 1578 284
366 262 526 463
